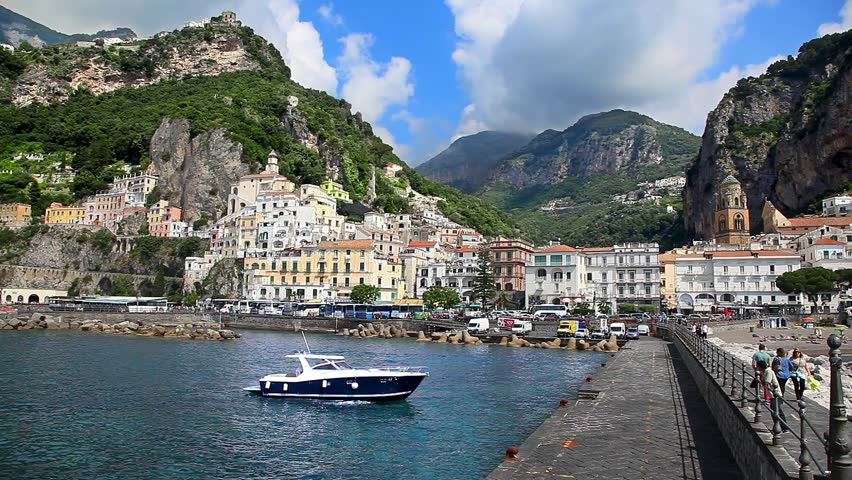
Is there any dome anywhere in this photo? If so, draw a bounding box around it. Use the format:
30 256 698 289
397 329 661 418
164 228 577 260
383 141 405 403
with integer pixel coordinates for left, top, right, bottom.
720 175 739 186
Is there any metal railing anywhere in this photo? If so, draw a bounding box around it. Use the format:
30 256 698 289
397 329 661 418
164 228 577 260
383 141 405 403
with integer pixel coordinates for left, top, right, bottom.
661 320 852 480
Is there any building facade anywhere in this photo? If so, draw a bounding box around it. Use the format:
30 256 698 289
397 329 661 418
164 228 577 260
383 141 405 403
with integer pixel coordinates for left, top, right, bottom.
45 203 85 225
0 203 31 227
714 175 750 245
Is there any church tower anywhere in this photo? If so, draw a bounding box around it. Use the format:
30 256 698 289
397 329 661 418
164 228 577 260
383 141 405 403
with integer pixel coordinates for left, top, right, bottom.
265 150 279 175
714 175 750 245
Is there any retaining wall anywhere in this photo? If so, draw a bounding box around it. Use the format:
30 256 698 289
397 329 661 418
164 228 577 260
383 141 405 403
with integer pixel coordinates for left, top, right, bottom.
666 327 799 480
222 315 426 333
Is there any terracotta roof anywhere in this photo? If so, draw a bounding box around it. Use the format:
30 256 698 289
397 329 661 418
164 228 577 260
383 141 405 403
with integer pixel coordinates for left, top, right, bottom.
581 246 615 252
409 241 437 247
316 239 374 249
454 246 479 252
787 217 852 228
659 252 678 262
536 244 577 253
814 238 846 246
677 250 798 259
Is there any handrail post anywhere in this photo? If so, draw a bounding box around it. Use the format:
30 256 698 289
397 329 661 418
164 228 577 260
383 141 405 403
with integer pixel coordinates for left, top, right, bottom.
722 351 728 386
754 378 762 424
772 389 782 446
827 334 852 478
798 399 813 480
739 363 746 408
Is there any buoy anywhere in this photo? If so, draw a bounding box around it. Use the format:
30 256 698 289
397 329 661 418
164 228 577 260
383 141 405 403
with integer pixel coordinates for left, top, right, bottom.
505 446 519 461
559 398 569 407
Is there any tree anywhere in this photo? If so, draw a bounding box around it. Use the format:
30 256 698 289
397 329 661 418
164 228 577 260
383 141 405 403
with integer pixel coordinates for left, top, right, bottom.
472 247 496 308
618 303 637 313
350 284 380 304
422 285 460 309
837 269 852 290
639 304 658 314
776 267 839 312
597 299 612 315
573 302 592 315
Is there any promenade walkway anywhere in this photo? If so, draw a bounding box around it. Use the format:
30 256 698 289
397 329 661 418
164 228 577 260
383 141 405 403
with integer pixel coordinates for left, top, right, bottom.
488 337 743 480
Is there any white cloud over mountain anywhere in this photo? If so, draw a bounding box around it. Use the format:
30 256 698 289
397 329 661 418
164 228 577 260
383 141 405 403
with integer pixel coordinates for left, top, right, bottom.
447 0 776 134
818 0 852 36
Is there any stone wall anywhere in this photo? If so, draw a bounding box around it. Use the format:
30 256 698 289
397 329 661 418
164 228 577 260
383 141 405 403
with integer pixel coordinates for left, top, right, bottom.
667 327 799 480
223 315 426 333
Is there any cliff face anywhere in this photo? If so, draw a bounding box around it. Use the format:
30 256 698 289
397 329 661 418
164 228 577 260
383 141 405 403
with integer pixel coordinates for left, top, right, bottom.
485 110 699 190
150 118 248 222
12 27 267 107
416 131 533 193
684 32 852 238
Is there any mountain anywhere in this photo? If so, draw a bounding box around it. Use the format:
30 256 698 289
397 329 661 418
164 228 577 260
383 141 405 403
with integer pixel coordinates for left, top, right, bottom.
415 131 533 193
683 31 852 238
0 5 70 46
0 6 136 47
0 15 515 237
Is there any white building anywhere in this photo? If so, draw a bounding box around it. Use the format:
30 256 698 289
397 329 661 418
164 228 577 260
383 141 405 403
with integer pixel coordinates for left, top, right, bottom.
823 195 852 217
673 249 801 314
415 246 479 302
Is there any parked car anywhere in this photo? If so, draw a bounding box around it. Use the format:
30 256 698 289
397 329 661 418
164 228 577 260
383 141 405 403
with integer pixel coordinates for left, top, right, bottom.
626 327 640 340
574 328 590 339
590 328 606 339
636 324 650 336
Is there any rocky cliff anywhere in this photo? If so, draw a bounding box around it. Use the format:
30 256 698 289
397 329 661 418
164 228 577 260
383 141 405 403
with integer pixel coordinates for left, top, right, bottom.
485 110 699 190
416 131 533 193
150 118 248 221
684 32 852 238
12 26 270 107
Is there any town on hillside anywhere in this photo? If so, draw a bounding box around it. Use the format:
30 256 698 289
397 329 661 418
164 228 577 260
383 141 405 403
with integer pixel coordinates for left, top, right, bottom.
1 155 850 320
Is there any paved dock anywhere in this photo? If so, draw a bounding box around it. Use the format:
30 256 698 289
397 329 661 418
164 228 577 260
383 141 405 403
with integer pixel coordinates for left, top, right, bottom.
488 337 743 480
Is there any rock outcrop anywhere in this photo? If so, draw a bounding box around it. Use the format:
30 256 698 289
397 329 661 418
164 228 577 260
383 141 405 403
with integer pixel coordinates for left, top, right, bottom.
150 118 248 221
684 32 852 238
12 28 265 107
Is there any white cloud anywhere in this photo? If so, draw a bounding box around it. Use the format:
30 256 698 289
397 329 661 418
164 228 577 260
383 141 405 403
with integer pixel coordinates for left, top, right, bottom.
447 0 769 134
317 3 343 26
818 0 852 36
338 33 416 159
239 0 337 94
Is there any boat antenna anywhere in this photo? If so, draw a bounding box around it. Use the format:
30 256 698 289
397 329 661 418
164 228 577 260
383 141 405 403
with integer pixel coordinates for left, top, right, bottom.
301 331 311 354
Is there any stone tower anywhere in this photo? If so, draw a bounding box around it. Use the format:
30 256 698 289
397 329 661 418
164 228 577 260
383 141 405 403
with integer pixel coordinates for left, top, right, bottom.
265 150 279 175
714 175 750 245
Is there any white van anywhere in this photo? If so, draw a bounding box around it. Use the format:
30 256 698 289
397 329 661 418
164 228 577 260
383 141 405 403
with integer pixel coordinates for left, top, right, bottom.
637 324 650 336
219 304 234 313
467 318 490 334
511 320 533 336
609 322 627 339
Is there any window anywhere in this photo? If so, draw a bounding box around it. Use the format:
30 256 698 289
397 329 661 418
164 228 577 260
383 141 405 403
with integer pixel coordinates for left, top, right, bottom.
645 286 651 295
618 272 624 281
770 281 776 289
744 296 749 303
628 271 635 281
506 267 513 276
506 252 513 260
788 295 797 302
537 269 546 279
535 255 546 265
601 287 608 296
787 265 793 272
644 270 651 281
550 255 562 265
740 282 745 289
629 286 635 295
619 287 624 296
718 215 727 232
771 296 776 302
740 266 745 274
769 265 775 273
734 213 745 230
359 278 364 285
553 271 563 281
753 265 758 274
688 265 693 273
601 272 607 281
494 252 501 261
723 266 728 274
587 272 592 281
332 277 337 285
645 255 651 264
495 266 502 275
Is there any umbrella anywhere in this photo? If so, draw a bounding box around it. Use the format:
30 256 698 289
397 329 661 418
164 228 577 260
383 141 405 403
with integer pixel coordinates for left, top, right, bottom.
802 317 815 321
836 325 848 332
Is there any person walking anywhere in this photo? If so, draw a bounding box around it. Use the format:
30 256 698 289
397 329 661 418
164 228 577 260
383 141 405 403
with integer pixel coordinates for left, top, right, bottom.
700 323 708 340
771 348 794 396
758 359 789 432
790 348 811 401
691 323 697 336
752 343 771 370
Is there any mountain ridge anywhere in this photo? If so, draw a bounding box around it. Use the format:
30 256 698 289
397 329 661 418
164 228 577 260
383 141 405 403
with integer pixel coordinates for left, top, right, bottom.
0 5 136 47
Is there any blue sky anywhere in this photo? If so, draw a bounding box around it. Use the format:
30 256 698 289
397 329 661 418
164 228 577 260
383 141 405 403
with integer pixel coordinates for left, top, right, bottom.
5 0 852 165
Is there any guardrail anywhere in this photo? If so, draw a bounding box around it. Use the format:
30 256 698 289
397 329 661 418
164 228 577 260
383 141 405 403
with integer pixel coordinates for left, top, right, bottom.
662 320 852 479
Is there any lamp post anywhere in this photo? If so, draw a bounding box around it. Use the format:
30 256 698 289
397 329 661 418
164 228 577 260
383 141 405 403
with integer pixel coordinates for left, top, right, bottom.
827 334 852 478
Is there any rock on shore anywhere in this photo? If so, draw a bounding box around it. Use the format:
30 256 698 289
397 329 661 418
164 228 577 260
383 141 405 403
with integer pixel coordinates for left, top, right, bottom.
0 314 239 341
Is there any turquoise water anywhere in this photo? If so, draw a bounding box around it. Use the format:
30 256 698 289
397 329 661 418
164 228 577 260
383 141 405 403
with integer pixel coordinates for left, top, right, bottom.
0 329 605 480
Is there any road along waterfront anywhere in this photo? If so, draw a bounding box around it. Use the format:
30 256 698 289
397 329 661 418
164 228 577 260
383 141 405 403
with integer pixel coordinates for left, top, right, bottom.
0 329 606 480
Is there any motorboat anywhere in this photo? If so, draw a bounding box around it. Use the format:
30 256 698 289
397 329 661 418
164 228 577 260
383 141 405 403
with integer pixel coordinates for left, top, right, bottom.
244 336 428 401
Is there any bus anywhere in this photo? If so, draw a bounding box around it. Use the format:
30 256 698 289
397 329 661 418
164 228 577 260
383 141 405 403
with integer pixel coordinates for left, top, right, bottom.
531 304 568 318
326 303 426 319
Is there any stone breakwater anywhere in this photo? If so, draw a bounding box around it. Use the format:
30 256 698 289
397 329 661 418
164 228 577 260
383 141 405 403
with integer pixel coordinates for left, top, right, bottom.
338 322 621 351
0 313 239 341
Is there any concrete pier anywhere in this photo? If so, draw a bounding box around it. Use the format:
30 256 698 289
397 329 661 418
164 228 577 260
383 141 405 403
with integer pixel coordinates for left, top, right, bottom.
488 337 742 479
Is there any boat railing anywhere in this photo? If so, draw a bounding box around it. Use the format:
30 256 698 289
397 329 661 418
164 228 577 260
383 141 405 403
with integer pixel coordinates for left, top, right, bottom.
367 366 428 373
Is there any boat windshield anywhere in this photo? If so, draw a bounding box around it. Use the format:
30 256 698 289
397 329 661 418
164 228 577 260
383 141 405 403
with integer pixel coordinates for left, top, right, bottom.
307 359 354 370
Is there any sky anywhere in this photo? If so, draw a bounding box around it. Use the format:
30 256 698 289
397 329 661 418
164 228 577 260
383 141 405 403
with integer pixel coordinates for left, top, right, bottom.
4 0 851 166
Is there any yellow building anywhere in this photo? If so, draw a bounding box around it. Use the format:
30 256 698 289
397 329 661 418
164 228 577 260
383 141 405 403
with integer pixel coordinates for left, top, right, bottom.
320 180 350 202
44 202 85 225
0 203 31 227
244 239 405 301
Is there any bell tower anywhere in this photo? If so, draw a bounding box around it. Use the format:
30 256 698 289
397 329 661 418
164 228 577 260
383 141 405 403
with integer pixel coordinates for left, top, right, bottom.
265 150 279 175
714 175 750 245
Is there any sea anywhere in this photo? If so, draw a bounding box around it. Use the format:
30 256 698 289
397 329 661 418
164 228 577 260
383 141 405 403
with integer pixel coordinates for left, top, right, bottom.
0 329 605 480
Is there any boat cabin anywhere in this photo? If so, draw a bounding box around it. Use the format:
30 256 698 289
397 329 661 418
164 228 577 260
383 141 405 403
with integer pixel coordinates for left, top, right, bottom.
286 354 354 375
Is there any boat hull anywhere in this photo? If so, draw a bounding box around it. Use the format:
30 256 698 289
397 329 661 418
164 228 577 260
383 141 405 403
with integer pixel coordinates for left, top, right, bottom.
255 374 426 401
